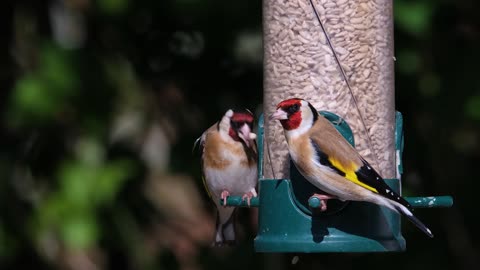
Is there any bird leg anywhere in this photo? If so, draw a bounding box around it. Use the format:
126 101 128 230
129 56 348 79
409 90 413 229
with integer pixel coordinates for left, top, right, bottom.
220 190 230 206
241 189 257 207
310 193 337 212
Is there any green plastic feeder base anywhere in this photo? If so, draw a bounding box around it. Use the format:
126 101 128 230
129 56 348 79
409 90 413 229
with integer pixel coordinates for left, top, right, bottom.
222 111 453 253
254 179 406 253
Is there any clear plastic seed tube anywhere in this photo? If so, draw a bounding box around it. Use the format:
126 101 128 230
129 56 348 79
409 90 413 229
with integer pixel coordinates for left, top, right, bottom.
263 0 395 179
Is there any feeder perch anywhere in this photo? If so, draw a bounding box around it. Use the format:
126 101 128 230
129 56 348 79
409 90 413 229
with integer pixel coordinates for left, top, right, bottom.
223 112 453 252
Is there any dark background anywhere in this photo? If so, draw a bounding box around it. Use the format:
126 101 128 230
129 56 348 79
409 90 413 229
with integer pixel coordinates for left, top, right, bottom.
1 0 479 269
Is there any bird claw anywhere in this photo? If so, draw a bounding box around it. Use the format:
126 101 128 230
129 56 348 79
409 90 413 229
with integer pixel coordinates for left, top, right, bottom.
220 190 230 206
241 191 256 207
310 193 337 212
320 200 327 212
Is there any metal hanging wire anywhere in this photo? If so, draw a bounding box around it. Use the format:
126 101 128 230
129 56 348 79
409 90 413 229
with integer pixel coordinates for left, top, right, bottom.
308 0 381 171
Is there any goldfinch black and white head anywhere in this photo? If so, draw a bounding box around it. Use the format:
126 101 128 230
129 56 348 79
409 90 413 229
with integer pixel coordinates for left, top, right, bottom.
228 110 256 147
270 98 318 137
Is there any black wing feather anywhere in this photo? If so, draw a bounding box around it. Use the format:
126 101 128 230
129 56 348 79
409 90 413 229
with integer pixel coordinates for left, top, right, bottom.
311 140 345 177
355 158 413 211
311 139 413 211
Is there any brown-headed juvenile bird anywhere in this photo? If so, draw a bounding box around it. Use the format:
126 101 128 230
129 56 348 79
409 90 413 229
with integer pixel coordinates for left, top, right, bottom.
270 98 433 238
196 109 258 246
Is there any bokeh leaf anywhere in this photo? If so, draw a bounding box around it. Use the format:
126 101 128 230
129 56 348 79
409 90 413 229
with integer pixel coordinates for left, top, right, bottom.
12 75 53 118
395 1 433 36
60 212 98 249
97 0 129 15
8 43 78 126
94 160 134 204
465 94 480 120
40 44 77 94
59 162 96 209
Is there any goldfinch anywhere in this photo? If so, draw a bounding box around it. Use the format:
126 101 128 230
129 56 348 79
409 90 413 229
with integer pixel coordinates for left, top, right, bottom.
196 109 258 246
269 98 433 238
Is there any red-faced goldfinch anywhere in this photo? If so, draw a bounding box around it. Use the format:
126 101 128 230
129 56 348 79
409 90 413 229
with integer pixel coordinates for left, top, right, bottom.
269 98 433 238
196 109 258 246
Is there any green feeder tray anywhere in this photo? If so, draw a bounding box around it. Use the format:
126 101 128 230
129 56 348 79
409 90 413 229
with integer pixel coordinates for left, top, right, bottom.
223 111 453 252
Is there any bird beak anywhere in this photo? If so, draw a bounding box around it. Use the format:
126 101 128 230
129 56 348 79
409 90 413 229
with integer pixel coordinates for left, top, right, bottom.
269 109 288 121
238 123 252 147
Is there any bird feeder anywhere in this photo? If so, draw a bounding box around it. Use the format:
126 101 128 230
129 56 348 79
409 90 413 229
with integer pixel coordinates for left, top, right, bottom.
222 0 452 252
224 112 453 252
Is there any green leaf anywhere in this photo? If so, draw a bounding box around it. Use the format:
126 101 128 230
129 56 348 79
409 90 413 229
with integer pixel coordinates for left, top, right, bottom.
12 75 54 118
395 1 433 36
40 44 77 94
8 43 78 126
38 194 79 230
59 162 96 209
97 0 129 15
58 158 133 208
61 213 98 249
465 94 480 120
94 160 134 204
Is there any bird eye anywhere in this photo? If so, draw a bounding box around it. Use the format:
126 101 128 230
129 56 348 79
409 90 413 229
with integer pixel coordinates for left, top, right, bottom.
231 121 245 129
288 104 299 114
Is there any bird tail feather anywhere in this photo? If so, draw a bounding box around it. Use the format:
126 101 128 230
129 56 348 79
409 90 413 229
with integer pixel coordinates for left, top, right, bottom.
394 203 434 238
213 207 236 246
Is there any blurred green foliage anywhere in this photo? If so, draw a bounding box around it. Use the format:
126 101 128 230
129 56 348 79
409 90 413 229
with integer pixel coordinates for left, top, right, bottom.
10 43 77 125
395 1 433 36
465 94 480 120
32 139 134 249
97 0 129 15
1 0 479 269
